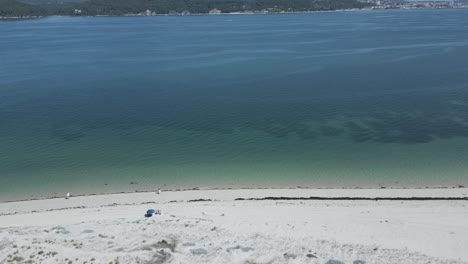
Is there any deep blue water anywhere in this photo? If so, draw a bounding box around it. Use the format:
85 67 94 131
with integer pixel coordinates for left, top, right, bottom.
1 9 468 201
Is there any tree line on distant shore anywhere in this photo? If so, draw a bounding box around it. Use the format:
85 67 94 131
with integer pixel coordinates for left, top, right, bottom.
1 0 372 17
0 0 44 17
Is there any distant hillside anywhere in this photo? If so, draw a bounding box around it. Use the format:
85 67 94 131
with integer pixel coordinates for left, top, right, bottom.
0 0 46 16
73 0 371 15
1 0 372 17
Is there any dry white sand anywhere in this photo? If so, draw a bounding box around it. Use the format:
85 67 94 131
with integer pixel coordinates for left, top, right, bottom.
0 188 467 264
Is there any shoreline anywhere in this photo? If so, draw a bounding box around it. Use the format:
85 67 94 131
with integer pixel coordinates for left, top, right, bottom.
1 187 467 215
1 188 467 263
1 184 466 204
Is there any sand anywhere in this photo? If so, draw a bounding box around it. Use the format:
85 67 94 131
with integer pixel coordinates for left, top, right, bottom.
0 188 467 264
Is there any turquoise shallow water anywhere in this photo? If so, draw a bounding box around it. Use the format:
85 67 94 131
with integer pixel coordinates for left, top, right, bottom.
1 9 468 201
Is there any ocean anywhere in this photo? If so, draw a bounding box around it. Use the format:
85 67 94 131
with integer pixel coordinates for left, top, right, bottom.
1 9 468 201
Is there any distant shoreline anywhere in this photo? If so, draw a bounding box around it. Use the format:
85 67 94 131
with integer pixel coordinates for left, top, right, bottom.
2 6 468 20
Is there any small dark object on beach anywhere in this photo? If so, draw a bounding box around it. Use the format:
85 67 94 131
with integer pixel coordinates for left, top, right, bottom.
326 260 344 264
145 209 155 217
306 253 317 258
190 248 208 255
283 253 297 259
144 209 162 217
353 260 366 264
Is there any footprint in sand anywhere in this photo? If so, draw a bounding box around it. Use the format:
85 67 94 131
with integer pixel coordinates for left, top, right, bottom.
190 248 208 255
226 245 254 253
283 253 297 259
326 260 344 264
51 226 70 235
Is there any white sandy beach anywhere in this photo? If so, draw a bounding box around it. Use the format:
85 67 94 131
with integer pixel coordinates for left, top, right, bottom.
1 188 467 264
